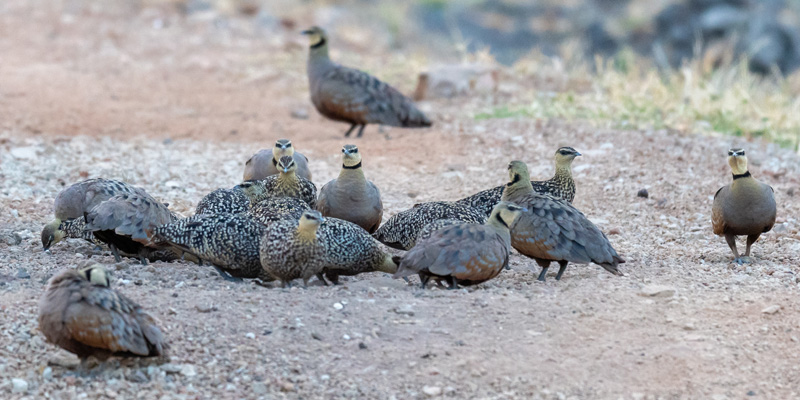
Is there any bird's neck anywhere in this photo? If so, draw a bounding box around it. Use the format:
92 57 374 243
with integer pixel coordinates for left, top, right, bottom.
338 163 365 182
487 215 513 244
502 177 534 201
277 171 298 187
295 224 319 243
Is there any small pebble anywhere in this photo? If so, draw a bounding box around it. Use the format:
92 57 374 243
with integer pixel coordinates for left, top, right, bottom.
245 332 256 339
333 302 343 310
761 305 781 314
637 188 649 198
290 108 309 119
11 378 28 393
196 304 217 313
16 268 30 279
422 385 442 397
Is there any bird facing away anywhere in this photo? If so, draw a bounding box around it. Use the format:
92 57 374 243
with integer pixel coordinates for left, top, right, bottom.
394 202 525 289
315 217 398 285
42 178 148 251
243 139 312 181
38 265 167 366
711 148 776 264
302 26 432 138
502 160 624 281
373 201 486 251
247 196 311 225
84 192 176 265
235 155 318 208
316 144 383 233
195 188 250 215
457 147 581 216
152 213 271 282
259 210 327 287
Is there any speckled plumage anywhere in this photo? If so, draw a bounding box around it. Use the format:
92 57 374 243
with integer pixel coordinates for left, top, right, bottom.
153 213 270 280
196 188 250 215
316 144 383 233
243 139 312 181
236 156 317 208
502 161 624 281
457 147 580 216
259 211 327 287
59 218 104 247
394 202 523 289
316 217 397 284
711 149 776 263
84 192 177 264
373 201 486 251
303 26 432 138
38 266 167 362
247 196 310 225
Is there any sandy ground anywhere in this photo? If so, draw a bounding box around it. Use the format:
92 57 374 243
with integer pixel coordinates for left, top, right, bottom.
2 2 800 399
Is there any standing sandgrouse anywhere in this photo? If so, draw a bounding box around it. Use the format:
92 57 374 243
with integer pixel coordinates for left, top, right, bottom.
711 148 776 264
302 26 432 137
243 139 312 181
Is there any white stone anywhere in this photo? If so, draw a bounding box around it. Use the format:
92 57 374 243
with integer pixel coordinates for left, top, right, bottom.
640 285 676 298
11 378 28 393
761 305 781 314
180 364 197 377
245 332 256 339
333 303 343 310
422 386 442 397
10 147 38 160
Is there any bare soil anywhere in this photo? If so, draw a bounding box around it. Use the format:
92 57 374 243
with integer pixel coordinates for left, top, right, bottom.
1 2 800 399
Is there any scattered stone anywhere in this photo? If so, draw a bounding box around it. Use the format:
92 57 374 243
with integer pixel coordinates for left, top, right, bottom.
10 146 38 159
333 302 343 310
42 367 53 381
392 305 415 316
640 285 676 298
343 334 351 340
607 227 621 235
252 382 267 394
358 342 367 350
5 232 23 246
195 304 217 313
16 268 30 279
126 369 149 383
48 355 80 368
180 364 197 377
422 385 442 397
290 108 309 119
245 332 256 339
279 380 295 392
761 305 781 315
637 189 649 198
11 378 28 393
161 363 182 374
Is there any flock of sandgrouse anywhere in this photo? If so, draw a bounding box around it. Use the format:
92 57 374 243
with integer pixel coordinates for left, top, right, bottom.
36 27 777 366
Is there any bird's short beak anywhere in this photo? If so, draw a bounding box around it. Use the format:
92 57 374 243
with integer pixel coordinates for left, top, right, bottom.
282 168 290 173
301 29 313 35
320 217 327 223
575 151 582 157
521 207 529 212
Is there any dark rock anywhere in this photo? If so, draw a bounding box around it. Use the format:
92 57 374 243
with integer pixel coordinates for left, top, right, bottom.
637 189 649 198
16 268 30 279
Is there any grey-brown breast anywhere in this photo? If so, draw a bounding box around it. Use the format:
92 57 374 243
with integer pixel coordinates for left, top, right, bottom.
712 178 776 236
316 178 383 234
373 201 487 250
38 270 167 360
310 65 432 128
243 150 312 181
196 188 250 215
153 213 268 279
248 196 310 225
507 192 622 270
396 223 509 284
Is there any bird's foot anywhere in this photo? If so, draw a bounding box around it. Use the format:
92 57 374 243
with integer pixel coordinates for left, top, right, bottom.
213 266 242 282
734 256 753 265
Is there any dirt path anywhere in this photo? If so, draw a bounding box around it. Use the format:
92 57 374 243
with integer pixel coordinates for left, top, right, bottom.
1 2 800 399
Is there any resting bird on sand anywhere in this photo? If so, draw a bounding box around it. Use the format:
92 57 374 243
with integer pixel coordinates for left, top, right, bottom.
712 148 776 264
236 155 317 208
259 210 327 288
38 265 168 367
373 201 486 251
502 160 624 281
243 139 312 181
42 178 147 251
316 144 383 233
302 26 432 138
457 147 581 216
394 202 525 289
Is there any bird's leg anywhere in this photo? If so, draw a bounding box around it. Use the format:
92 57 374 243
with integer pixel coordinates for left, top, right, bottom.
724 234 745 264
555 261 569 281
302 278 309 288
110 244 121 262
316 273 329 286
446 276 458 290
356 125 366 138
344 123 357 137
326 272 340 285
418 273 431 289
741 234 761 263
535 259 551 282
213 266 242 282
138 249 149 266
